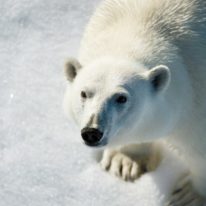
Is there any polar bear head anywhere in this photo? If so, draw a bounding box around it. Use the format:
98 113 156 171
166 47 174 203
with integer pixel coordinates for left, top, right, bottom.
64 57 171 147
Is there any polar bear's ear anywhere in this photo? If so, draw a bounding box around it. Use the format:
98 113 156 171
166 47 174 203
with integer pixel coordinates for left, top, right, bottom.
148 65 170 93
64 58 82 82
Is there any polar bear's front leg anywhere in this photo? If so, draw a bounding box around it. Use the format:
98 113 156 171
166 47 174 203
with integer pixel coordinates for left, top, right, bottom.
100 148 139 181
100 143 162 181
165 174 205 206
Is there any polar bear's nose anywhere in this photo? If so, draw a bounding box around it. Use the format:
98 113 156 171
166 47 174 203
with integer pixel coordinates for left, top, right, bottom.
81 128 103 146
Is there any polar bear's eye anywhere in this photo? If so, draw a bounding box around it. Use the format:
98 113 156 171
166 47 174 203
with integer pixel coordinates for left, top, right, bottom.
116 95 127 104
81 91 87 99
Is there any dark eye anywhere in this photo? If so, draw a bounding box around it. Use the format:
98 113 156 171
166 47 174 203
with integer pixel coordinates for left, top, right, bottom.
81 91 87 99
116 95 127 104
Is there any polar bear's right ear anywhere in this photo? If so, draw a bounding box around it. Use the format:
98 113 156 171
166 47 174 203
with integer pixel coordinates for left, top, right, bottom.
148 65 171 93
64 58 82 82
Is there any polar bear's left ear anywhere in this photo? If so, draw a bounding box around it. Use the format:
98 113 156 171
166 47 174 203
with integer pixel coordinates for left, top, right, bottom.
64 58 82 82
148 65 171 93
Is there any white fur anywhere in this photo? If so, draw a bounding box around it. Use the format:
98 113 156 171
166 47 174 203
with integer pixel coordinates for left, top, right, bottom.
64 0 206 198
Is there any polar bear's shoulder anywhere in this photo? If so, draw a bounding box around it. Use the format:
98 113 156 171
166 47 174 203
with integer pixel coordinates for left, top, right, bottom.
84 0 206 40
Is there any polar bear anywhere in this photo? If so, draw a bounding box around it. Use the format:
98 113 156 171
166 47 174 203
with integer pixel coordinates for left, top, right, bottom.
63 0 206 205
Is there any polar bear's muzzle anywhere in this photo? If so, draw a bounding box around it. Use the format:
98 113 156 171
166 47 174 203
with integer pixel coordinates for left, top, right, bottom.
81 127 105 147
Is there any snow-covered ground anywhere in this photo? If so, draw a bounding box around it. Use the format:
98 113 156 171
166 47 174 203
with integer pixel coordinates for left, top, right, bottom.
0 0 186 205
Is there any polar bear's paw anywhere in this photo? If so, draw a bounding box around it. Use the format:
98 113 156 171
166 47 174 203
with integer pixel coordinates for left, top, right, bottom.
165 175 205 206
100 149 140 181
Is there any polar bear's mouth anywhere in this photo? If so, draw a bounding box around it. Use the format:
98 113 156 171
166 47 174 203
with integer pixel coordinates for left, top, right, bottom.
84 139 107 147
83 135 108 147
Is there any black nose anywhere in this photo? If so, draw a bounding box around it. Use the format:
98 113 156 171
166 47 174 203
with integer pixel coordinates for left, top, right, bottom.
81 128 103 146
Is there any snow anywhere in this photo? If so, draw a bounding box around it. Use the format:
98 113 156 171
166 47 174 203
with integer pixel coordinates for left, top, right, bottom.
0 0 186 205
